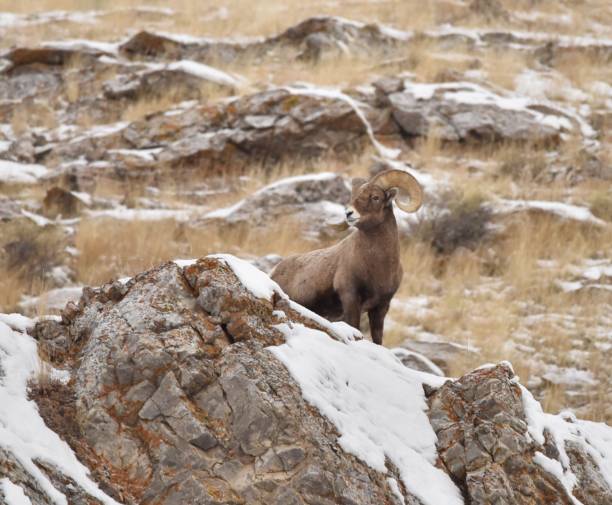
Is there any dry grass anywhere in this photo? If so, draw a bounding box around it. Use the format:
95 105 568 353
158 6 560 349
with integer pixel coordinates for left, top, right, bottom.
74 216 320 286
385 208 612 421
480 48 532 90
589 191 612 222
238 52 385 88
0 270 31 312
0 220 66 312
11 101 58 133
120 82 233 123
553 50 612 90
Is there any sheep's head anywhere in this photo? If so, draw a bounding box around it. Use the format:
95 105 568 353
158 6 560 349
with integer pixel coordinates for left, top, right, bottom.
346 169 423 229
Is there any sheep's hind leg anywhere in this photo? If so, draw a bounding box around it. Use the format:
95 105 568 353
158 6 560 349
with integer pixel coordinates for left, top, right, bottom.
368 301 390 345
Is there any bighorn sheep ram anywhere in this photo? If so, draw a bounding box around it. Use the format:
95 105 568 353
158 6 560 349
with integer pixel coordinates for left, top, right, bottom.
271 169 423 345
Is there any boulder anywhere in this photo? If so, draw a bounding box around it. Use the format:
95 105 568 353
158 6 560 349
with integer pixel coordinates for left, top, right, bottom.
33 258 402 504
123 88 368 175
399 338 480 375
200 172 350 238
119 16 408 63
428 363 612 505
377 79 578 144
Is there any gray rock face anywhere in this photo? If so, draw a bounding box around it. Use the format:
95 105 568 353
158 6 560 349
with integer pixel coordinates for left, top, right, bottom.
399 338 479 375
37 258 410 504
200 172 351 239
427 364 612 505
381 80 566 144
0 447 103 505
103 64 237 103
119 16 406 64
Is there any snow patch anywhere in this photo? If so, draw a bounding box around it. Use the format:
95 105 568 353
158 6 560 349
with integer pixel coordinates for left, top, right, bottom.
270 324 462 505
208 254 360 343
522 386 612 500
493 199 606 226
42 39 118 55
0 479 32 505
86 207 192 221
0 161 48 184
0 319 121 505
285 84 400 159
167 60 244 87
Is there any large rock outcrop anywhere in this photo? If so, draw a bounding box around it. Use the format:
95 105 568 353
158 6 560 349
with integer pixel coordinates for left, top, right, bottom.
16 256 610 505
199 172 351 239
33 258 404 505
428 363 612 505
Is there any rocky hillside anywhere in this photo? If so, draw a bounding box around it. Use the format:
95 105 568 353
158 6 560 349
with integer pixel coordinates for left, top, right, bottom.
0 255 611 505
0 0 612 423
0 1 611 494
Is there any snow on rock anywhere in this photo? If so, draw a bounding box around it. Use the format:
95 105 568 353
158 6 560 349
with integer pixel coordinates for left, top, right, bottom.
210 253 360 343
166 60 245 87
19 287 84 315
391 347 445 376
203 172 346 220
201 172 351 240
0 478 32 505
210 253 280 300
522 385 612 501
387 79 595 142
85 206 192 221
270 323 462 505
0 161 48 184
41 39 119 55
285 84 401 159
0 314 34 333
493 199 607 226
0 318 121 505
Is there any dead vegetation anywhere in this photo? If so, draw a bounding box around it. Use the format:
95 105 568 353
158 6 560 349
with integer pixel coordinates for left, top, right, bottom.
75 215 319 286
415 190 491 256
0 220 67 311
386 211 612 421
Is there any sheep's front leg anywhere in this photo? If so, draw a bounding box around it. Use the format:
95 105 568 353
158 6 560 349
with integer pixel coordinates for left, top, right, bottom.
339 290 361 330
368 301 390 345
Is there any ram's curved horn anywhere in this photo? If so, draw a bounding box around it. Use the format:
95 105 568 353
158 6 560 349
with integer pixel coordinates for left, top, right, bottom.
370 169 423 213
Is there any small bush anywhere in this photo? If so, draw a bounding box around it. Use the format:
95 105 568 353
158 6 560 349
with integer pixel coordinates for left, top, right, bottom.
590 192 612 222
417 191 491 255
0 220 66 287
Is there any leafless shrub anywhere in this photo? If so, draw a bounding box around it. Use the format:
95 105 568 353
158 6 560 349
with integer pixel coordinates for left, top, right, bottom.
416 192 491 255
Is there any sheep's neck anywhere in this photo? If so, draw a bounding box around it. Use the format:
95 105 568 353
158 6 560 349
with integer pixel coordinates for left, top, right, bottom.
354 210 400 266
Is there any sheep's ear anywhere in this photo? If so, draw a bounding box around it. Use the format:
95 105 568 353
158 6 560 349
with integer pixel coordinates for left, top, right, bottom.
385 188 398 206
351 177 367 193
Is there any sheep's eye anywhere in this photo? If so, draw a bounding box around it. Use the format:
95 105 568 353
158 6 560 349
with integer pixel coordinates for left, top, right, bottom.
372 195 380 202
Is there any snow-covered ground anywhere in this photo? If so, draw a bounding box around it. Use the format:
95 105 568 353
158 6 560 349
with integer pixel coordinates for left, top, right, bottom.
0 316 121 505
